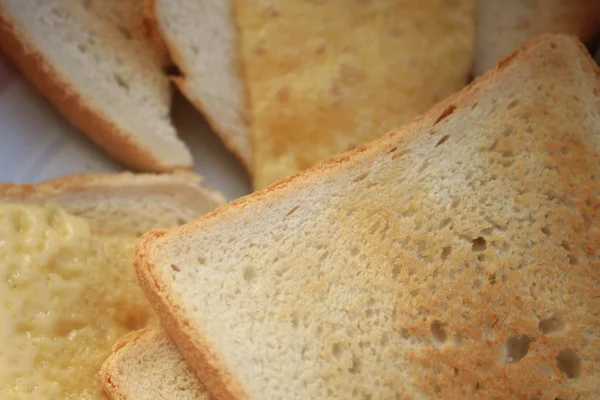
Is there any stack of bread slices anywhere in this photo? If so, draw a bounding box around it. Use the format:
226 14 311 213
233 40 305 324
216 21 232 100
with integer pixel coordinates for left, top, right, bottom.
97 35 599 399
3 1 597 190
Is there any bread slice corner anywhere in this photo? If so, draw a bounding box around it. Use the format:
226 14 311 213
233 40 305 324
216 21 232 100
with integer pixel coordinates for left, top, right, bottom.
0 1 193 172
101 327 213 400
147 0 252 172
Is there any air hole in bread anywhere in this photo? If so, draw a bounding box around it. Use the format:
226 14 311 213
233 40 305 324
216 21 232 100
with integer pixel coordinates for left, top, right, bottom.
196 256 206 265
291 312 299 328
441 246 452 260
541 226 551 235
353 172 370 182
332 343 342 358
243 266 256 283
507 99 519 110
349 354 361 374
391 265 401 280
439 218 452 229
435 135 450 147
503 334 531 364
117 25 132 40
539 312 566 334
567 254 578 265
113 74 129 91
434 105 456 125
430 320 447 346
285 205 300 217
170 264 180 272
477 253 486 262
471 237 487 252
556 348 581 379
487 273 496 285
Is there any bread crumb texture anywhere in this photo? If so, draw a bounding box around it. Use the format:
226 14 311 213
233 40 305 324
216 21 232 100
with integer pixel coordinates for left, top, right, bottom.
0 204 153 398
156 36 600 399
236 0 475 188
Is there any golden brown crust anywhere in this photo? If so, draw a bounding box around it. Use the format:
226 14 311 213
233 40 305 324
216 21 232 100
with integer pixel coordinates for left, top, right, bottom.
147 0 253 174
135 231 249 400
100 327 155 400
135 33 600 399
0 10 189 173
0 170 204 201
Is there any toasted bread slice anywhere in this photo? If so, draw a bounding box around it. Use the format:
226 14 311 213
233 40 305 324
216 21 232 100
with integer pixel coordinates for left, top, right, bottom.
149 0 474 187
0 1 192 171
135 35 600 399
0 172 224 399
102 327 213 400
475 0 600 75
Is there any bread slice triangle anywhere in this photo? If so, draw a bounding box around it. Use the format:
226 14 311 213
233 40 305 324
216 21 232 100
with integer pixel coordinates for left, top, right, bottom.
135 34 600 399
475 0 600 75
0 1 192 171
0 172 224 398
148 0 252 171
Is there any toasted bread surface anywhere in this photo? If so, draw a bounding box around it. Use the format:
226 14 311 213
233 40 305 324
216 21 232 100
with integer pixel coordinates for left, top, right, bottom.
476 0 600 75
235 0 475 188
136 35 600 399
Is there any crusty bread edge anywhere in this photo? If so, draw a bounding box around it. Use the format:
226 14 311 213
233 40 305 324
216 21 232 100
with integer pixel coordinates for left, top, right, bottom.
0 7 191 172
134 34 599 400
100 327 156 400
146 0 253 174
0 170 224 205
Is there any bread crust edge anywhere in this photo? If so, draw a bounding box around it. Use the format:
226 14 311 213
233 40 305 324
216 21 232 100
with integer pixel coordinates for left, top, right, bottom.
147 0 253 174
0 9 191 172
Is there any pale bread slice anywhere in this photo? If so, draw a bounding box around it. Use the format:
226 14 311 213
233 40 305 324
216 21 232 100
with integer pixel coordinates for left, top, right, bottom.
148 0 252 171
0 172 224 399
135 34 600 400
102 327 213 400
475 0 600 75
0 0 192 172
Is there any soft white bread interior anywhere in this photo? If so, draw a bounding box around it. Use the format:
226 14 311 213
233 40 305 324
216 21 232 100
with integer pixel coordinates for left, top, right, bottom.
0 0 193 171
148 0 252 171
102 327 213 400
135 35 600 400
0 172 224 399
475 0 600 75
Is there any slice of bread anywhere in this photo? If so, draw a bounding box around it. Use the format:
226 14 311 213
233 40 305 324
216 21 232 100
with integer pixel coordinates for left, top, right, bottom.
148 0 252 171
102 327 213 400
135 35 600 400
149 0 474 188
0 1 193 172
0 172 224 399
475 0 600 75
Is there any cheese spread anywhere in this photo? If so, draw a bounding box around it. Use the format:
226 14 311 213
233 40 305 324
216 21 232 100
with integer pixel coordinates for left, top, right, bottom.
0 204 155 399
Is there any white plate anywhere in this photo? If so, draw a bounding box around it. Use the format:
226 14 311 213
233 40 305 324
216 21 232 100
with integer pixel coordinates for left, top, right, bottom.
0 54 251 201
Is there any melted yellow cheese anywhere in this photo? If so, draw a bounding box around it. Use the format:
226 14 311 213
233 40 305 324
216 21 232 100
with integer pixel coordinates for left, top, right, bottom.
0 204 154 399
